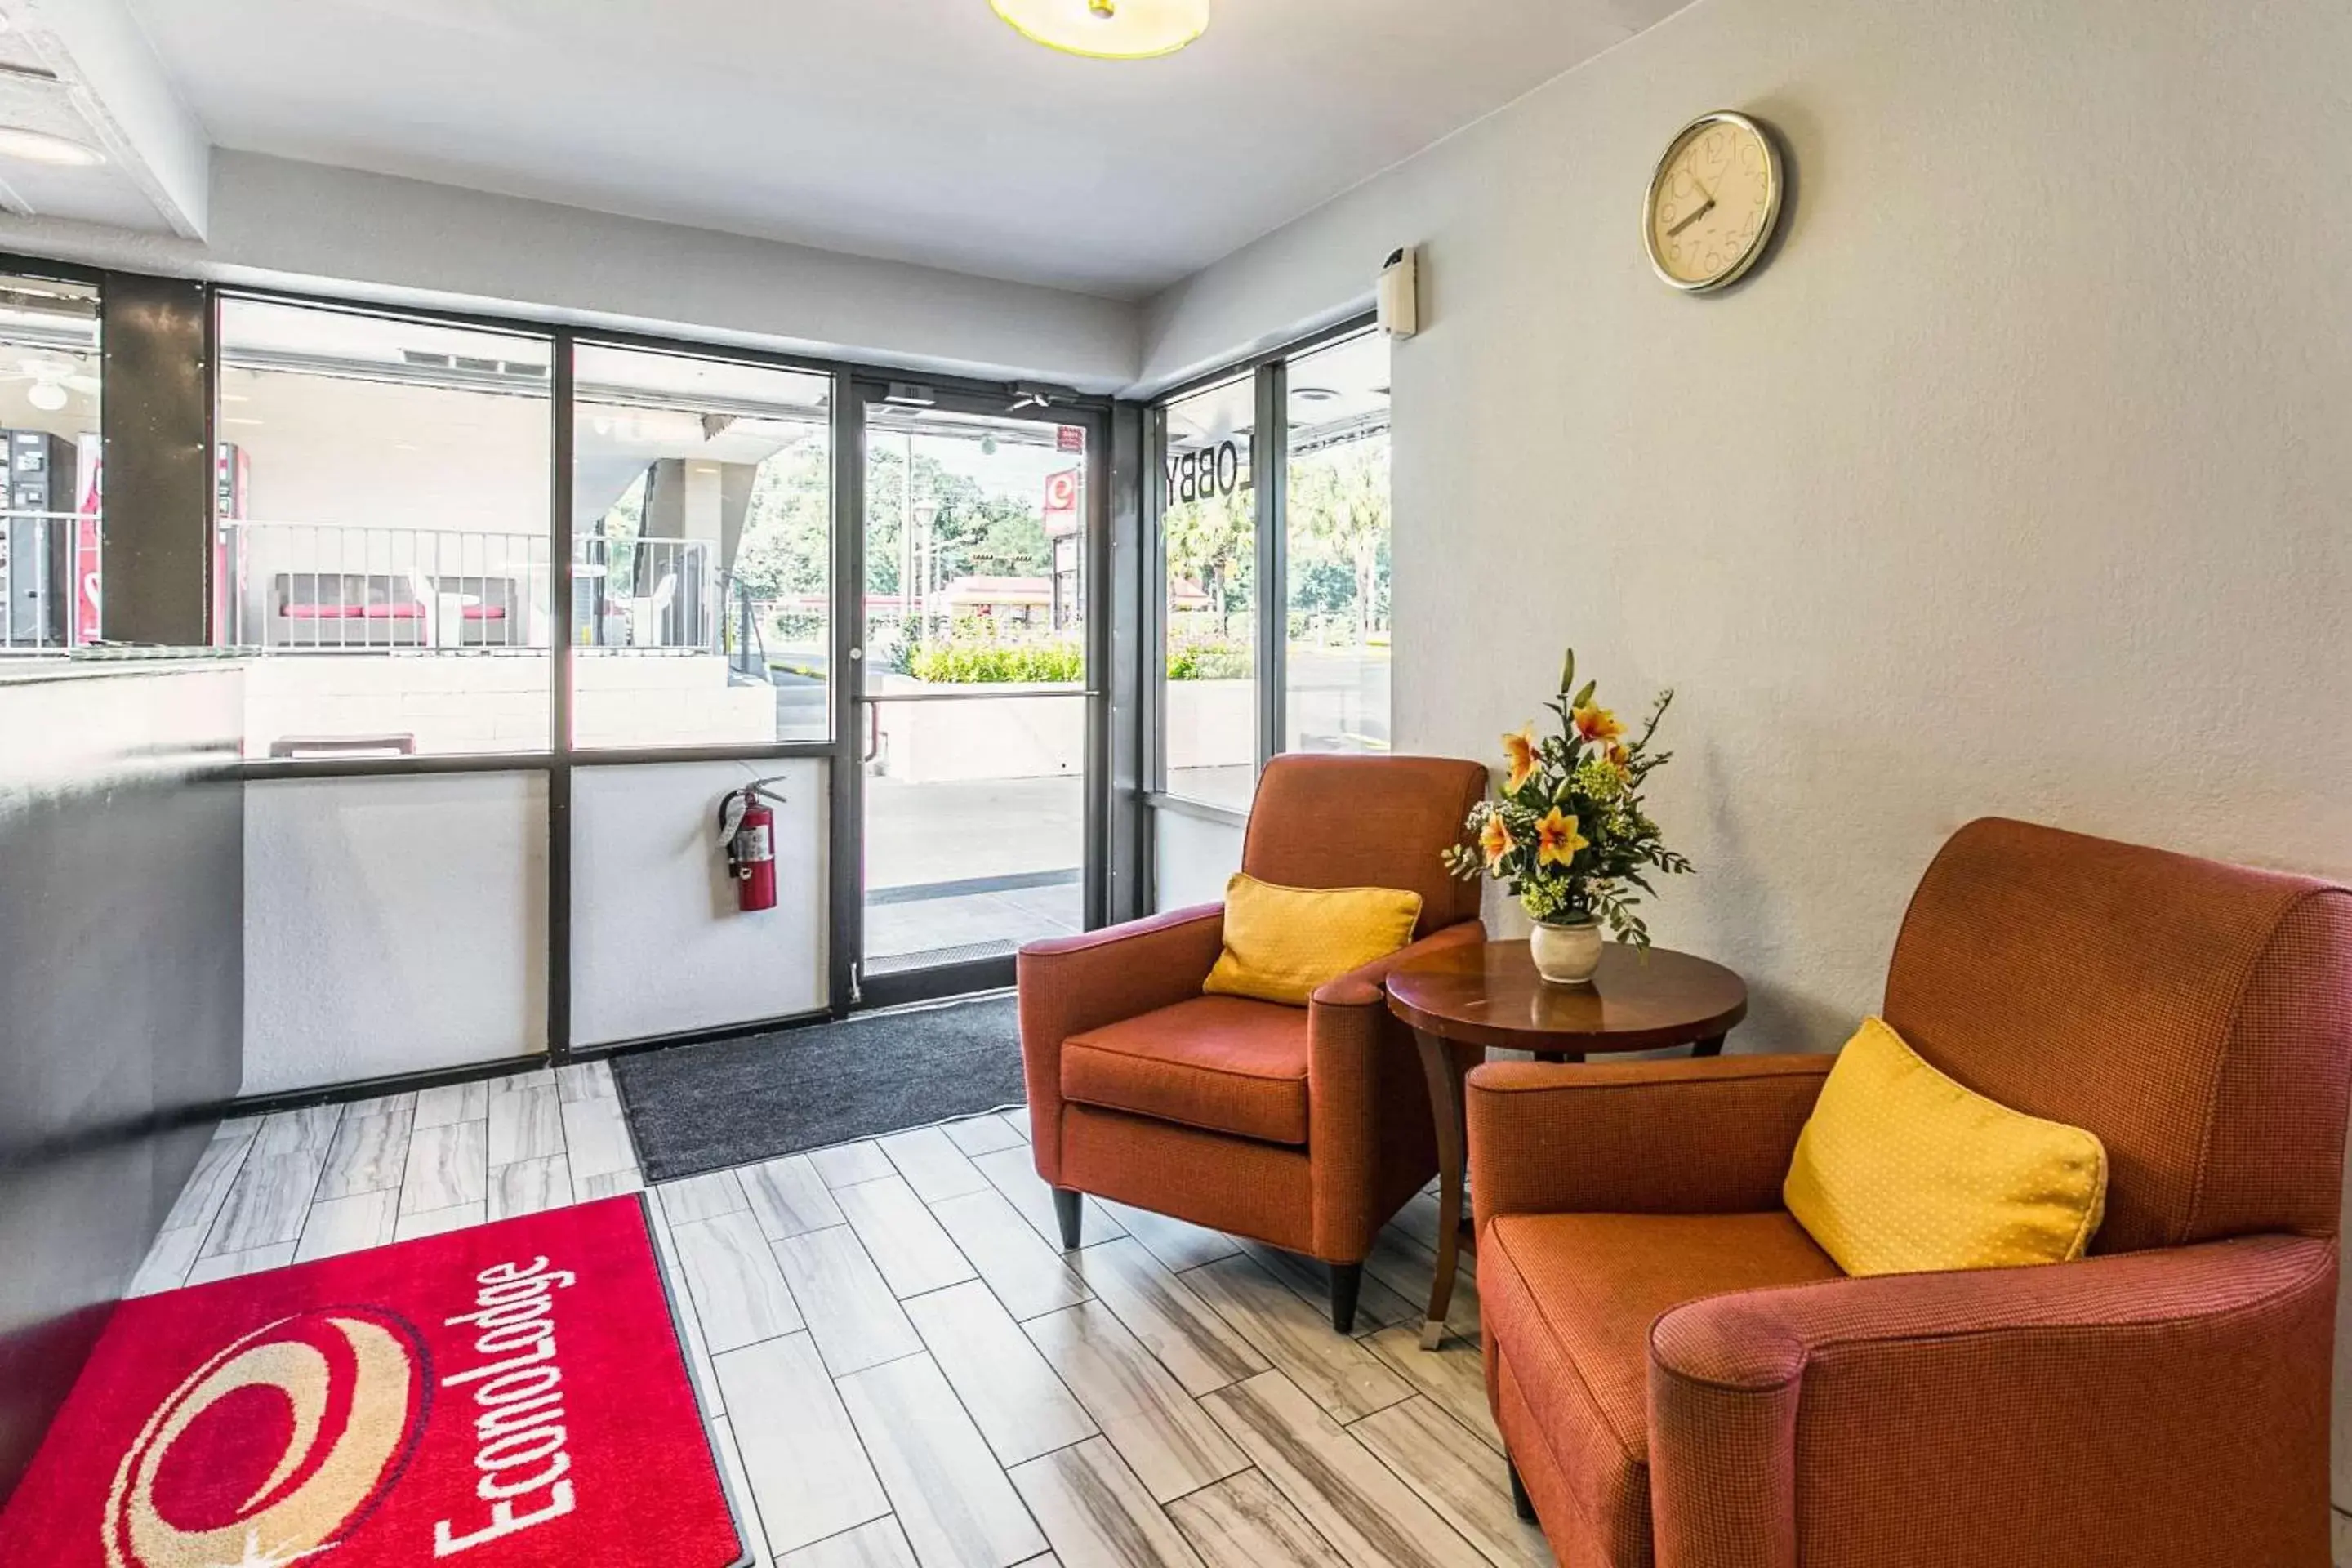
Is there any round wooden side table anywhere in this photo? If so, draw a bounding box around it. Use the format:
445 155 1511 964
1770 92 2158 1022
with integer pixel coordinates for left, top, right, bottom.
1384 939 1748 1347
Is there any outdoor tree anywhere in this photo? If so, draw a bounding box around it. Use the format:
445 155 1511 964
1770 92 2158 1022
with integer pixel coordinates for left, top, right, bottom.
1162 484 1254 639
1286 436 1392 644
729 439 831 599
726 442 1054 604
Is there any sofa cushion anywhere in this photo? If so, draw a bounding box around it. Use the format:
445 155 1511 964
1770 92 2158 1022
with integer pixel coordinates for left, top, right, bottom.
1062 995 1310 1145
1202 873 1423 1007
1785 1016 2108 1276
1481 1211 1840 1564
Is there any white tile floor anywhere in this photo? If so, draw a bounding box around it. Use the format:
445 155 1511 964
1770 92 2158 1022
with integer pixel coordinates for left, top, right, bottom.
135 1062 1550 1568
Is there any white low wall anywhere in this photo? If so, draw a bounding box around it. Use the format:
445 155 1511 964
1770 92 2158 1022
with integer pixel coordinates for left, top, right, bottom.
1152 806 1245 912
1164 679 1254 774
240 651 773 757
873 687 1085 785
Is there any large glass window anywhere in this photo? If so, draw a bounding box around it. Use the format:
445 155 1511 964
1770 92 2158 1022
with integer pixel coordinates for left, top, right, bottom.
1284 330 1391 753
572 345 832 747
215 297 554 760
1150 325 1395 813
1159 374 1257 808
0 273 100 653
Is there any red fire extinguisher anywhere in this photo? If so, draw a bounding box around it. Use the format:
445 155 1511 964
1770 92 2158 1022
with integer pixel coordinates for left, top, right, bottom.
718 780 788 913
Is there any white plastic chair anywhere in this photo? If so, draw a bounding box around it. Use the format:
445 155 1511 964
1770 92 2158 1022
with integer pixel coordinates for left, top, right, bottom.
628 572 679 648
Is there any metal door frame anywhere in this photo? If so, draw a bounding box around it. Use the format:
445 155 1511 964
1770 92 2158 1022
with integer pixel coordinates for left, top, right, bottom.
831 380 1113 1012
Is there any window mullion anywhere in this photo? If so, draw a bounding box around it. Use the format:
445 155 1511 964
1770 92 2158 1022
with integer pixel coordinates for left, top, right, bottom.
1254 359 1286 773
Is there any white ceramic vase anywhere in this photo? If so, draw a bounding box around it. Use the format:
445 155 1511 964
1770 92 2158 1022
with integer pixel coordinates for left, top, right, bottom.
1529 918 1603 985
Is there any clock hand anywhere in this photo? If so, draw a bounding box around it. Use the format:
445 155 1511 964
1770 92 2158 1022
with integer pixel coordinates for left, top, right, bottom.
1666 198 1715 238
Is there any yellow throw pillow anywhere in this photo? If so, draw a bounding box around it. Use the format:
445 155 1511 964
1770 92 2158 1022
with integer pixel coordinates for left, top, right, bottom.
1201 873 1423 1007
1784 1017 2108 1276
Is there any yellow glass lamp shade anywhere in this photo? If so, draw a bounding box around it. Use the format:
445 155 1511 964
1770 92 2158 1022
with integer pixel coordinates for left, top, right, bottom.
991 0 1211 60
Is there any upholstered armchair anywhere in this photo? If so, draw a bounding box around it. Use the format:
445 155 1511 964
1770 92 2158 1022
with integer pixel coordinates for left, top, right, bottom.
1018 754 1486 1331
1469 817 2352 1568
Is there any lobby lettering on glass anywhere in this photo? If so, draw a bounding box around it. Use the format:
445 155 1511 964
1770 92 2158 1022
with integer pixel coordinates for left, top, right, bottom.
1167 440 1249 504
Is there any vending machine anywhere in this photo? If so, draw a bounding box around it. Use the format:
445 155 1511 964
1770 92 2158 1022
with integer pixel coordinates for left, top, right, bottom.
0 429 78 647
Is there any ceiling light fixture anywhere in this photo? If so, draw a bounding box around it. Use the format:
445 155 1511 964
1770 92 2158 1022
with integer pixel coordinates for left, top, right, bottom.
25 381 65 412
991 0 1209 60
0 125 105 167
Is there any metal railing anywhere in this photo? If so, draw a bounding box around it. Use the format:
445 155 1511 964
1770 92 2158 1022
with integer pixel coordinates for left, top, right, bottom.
215 521 727 655
0 510 100 651
575 534 717 653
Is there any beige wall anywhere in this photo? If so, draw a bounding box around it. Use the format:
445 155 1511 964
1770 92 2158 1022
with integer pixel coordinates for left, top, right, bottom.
1150 0 2351 1031
1146 0 2352 1525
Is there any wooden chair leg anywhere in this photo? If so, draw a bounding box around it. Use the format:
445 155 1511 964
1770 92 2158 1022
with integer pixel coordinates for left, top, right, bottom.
1508 1455 1537 1522
1052 1188 1083 1251
1330 1262 1363 1334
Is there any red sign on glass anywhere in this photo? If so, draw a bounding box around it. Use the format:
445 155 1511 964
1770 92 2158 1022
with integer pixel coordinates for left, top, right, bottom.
1057 425 1085 453
1044 469 1081 540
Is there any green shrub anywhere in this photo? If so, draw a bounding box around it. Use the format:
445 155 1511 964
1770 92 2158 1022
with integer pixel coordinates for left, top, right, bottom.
1166 640 1252 680
907 639 1085 684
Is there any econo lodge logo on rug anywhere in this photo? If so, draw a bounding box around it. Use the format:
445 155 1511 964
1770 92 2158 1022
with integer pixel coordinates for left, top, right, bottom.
103 1306 430 1568
99 1255 590 1568
1 1198 741 1568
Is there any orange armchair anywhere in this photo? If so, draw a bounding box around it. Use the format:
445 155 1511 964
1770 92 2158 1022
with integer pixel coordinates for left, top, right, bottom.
1469 818 2352 1568
1018 754 1486 1330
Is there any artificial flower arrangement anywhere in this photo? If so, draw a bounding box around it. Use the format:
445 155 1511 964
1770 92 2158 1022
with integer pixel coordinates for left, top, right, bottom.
1442 648 1692 981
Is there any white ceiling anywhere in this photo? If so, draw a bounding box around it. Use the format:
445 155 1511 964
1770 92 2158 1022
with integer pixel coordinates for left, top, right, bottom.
117 0 1689 300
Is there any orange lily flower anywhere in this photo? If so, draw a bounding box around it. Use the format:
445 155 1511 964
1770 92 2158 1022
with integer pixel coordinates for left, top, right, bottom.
1535 808 1588 869
1606 741 1631 770
1501 724 1539 793
1479 815 1516 871
1573 703 1624 746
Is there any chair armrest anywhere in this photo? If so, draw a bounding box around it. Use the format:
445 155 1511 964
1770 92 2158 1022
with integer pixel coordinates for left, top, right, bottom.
1310 918 1488 1009
1016 903 1226 1180
1646 1236 2338 1568
1303 919 1486 1257
1466 1054 1835 1226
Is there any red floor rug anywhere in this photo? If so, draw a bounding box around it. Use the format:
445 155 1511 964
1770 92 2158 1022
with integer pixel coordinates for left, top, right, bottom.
0 1194 745 1568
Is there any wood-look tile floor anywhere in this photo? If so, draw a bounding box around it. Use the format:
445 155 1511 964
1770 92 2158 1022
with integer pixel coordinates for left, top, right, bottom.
136 1065 1553 1568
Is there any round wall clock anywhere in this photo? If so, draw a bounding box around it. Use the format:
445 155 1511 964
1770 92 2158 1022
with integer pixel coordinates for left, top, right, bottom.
1643 112 1784 294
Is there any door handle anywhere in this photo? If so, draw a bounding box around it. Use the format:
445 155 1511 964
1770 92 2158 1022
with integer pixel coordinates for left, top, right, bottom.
862 702 880 764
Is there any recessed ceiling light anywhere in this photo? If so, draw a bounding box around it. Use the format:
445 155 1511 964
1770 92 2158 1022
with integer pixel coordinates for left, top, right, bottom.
991 0 1209 60
1292 386 1341 403
0 126 105 167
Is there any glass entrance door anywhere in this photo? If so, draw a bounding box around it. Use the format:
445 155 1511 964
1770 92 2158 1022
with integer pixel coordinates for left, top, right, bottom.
849 388 1102 1004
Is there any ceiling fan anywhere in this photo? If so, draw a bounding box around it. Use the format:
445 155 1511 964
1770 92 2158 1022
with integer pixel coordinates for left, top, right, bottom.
0 353 98 412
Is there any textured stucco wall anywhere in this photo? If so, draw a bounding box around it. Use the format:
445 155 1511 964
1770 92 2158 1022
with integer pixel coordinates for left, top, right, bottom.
1150 0 2351 1036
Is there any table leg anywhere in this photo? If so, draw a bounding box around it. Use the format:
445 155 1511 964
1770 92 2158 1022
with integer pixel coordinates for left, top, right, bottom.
1692 1034 1726 1058
1413 1027 1467 1350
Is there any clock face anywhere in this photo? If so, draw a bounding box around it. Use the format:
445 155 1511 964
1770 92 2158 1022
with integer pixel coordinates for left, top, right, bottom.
1646 114 1782 292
